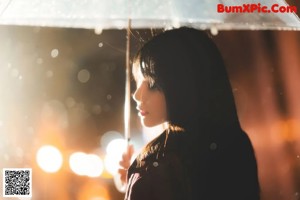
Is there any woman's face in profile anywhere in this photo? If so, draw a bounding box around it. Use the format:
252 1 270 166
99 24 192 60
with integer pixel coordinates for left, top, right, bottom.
132 66 167 127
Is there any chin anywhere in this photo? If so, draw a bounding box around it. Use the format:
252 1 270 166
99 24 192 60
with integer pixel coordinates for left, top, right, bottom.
141 121 156 128
141 119 165 128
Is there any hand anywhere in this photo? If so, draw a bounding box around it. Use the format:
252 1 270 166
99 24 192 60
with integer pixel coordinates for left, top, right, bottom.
118 144 134 184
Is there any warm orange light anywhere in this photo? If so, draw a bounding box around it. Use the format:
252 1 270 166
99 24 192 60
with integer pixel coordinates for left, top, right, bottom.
104 139 126 175
69 152 104 177
36 145 63 173
78 181 110 200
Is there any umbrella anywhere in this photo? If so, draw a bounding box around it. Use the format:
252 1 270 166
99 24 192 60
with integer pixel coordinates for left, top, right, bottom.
0 0 300 30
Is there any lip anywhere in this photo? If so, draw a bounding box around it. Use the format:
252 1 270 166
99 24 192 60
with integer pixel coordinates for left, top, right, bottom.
136 106 149 117
138 110 149 117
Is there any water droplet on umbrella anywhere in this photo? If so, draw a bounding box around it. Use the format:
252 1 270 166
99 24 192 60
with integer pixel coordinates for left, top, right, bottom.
77 69 90 83
51 49 59 58
98 42 104 47
94 27 103 35
210 27 218 36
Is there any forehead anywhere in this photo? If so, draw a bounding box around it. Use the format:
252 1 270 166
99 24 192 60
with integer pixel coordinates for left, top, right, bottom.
132 62 144 82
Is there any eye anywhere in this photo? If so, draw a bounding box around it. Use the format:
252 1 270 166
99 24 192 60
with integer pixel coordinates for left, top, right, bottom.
147 81 159 90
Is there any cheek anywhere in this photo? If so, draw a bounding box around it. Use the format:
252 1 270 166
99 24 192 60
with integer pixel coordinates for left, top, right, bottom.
153 94 167 118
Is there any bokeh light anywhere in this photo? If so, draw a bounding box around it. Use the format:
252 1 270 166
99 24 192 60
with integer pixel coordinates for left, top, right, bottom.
50 49 59 58
69 152 104 177
104 138 126 175
100 130 123 149
77 69 91 83
85 154 104 177
69 152 86 176
36 145 63 173
106 138 126 156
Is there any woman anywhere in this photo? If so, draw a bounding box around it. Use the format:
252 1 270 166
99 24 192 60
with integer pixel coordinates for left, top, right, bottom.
119 27 260 200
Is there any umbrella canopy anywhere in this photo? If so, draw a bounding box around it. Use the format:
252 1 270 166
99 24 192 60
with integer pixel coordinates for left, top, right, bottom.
0 0 300 30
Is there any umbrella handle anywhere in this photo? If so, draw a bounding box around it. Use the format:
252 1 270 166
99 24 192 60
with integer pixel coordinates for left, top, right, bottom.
114 18 132 193
124 18 132 145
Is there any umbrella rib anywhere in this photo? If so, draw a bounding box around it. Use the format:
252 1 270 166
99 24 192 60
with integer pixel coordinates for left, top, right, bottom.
0 0 13 17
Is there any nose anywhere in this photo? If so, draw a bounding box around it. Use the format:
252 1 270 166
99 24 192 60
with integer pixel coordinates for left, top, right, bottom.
132 87 141 103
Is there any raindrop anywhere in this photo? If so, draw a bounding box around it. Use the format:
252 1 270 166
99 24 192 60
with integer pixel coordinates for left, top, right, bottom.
36 58 43 65
51 49 59 58
77 69 91 83
11 68 19 77
94 27 103 35
92 105 102 115
210 27 218 36
46 70 54 78
65 97 76 108
98 42 104 48
107 94 112 100
297 155 299 159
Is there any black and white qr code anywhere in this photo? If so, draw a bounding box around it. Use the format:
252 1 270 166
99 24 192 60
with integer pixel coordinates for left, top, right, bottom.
2 168 32 197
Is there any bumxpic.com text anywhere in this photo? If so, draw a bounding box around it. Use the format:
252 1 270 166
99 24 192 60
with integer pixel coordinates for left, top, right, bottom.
217 3 297 13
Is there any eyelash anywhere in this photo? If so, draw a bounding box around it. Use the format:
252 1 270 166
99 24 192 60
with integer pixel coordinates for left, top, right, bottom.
148 82 159 90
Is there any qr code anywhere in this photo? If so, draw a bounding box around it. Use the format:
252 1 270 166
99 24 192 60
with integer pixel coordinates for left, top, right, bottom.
2 168 32 197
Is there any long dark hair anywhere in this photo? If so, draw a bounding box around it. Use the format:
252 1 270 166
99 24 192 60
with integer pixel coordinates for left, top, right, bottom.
132 27 260 199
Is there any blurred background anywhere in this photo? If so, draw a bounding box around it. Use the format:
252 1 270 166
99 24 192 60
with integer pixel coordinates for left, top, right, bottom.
0 25 300 200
